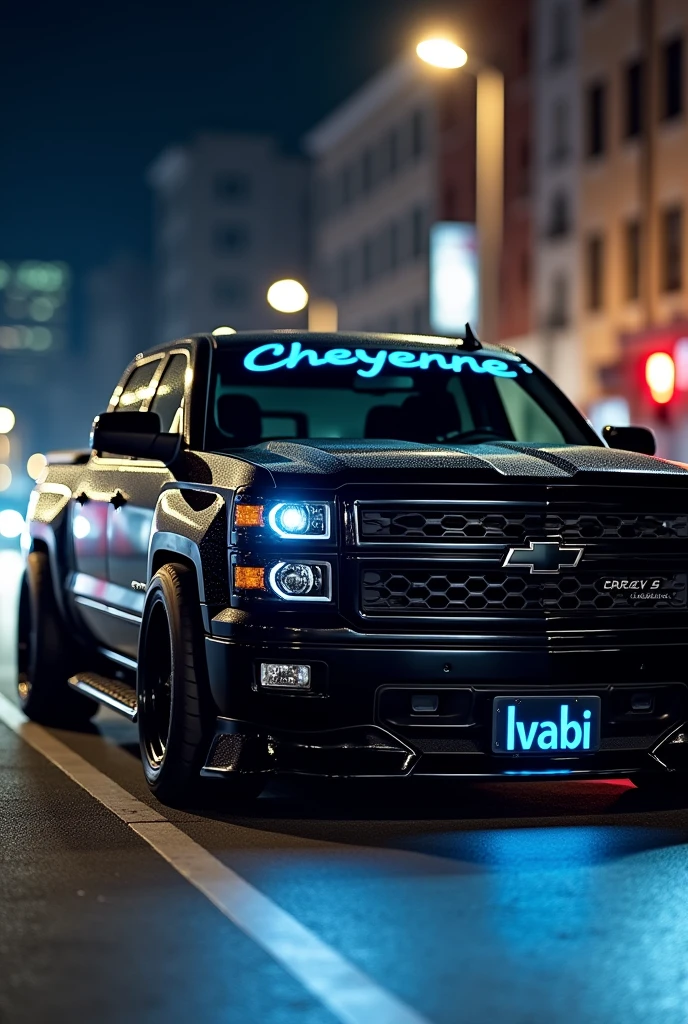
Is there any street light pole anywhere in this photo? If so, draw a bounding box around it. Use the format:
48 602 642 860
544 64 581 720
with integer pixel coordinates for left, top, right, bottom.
475 67 504 346
417 39 505 345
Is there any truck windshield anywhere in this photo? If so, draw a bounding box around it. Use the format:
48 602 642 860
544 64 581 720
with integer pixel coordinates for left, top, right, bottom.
207 338 598 449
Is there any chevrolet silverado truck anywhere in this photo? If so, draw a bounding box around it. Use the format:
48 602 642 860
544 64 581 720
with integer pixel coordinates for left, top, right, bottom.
17 330 688 805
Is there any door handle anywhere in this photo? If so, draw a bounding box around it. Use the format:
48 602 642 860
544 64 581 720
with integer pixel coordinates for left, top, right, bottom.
109 490 128 509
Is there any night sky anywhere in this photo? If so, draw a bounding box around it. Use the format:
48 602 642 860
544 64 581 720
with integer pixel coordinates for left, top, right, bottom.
1 0 459 277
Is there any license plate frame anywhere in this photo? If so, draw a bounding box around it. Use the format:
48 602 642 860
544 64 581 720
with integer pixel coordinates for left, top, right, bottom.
492 695 601 755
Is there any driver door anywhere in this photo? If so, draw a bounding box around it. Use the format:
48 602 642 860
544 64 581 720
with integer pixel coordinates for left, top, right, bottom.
105 350 189 658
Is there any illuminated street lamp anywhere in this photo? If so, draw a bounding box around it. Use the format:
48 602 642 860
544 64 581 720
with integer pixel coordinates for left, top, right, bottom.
0 407 16 434
416 38 467 70
267 279 309 314
417 36 504 345
266 279 338 332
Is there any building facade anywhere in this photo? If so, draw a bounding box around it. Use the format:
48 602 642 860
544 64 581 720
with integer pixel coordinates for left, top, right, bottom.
577 0 688 453
532 0 583 401
306 0 536 355
305 58 442 335
0 259 78 510
84 254 152 413
148 134 308 340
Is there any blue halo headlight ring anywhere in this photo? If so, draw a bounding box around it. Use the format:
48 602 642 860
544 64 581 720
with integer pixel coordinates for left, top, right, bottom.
268 561 332 602
267 502 331 540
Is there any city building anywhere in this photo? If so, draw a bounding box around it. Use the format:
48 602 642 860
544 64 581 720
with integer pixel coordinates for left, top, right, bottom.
305 57 444 335
305 0 536 352
84 254 152 412
147 134 308 341
0 260 76 510
532 0 583 401
577 0 688 455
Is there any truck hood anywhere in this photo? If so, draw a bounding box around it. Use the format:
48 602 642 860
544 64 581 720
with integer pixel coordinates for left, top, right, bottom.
222 439 688 485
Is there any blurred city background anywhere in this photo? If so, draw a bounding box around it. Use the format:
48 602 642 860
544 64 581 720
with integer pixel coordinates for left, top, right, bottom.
1 0 687 544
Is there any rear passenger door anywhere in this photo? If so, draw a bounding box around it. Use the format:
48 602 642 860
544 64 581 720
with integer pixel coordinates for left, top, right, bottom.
70 355 164 647
105 351 189 657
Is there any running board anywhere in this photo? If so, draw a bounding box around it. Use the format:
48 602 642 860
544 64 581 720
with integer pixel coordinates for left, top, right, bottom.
68 672 138 721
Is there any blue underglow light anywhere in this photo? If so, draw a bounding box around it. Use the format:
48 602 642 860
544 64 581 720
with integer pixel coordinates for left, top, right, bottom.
504 769 572 776
243 341 524 380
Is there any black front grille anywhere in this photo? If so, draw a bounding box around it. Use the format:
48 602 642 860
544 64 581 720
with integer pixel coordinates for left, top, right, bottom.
359 508 688 543
361 569 688 615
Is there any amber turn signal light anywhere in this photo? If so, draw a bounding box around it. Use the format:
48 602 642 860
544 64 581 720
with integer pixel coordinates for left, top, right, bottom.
234 565 266 590
234 504 265 527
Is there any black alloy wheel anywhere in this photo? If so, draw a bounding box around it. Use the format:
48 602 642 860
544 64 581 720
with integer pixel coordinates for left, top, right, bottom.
137 562 264 807
17 550 97 726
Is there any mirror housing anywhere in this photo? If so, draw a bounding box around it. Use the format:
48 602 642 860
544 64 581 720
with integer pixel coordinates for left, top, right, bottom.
90 412 182 465
602 424 656 457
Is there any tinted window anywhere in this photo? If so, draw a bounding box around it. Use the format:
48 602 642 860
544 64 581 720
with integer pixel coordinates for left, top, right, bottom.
208 340 596 449
150 353 188 432
115 359 162 412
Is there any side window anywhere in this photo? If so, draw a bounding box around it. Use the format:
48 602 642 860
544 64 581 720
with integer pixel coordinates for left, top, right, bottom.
115 359 162 412
494 378 566 443
150 353 188 433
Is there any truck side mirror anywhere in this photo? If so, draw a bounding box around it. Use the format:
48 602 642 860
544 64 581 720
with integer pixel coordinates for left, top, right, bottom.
90 411 182 465
602 424 656 457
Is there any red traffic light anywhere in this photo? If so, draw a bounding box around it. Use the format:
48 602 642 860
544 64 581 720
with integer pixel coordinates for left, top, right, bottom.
645 352 675 404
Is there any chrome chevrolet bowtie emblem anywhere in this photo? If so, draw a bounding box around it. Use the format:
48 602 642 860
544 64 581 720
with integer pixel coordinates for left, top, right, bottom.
502 540 584 574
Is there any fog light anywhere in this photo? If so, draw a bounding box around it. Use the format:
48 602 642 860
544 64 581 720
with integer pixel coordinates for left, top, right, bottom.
261 663 311 689
268 561 330 601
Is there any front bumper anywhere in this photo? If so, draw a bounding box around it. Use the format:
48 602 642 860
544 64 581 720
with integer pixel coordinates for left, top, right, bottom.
202 631 688 779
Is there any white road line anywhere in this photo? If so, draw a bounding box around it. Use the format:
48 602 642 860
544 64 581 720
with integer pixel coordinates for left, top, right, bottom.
0 693 430 1024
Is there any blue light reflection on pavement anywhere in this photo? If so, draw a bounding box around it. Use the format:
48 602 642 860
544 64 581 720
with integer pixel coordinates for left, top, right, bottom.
216 819 688 1024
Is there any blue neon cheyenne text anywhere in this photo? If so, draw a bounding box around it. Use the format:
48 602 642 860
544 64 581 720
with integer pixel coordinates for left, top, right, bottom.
243 341 529 379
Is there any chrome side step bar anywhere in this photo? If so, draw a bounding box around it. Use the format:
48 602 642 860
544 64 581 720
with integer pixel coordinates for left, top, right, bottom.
68 671 138 721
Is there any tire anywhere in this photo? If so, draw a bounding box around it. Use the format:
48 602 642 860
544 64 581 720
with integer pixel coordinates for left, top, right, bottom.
17 551 98 726
137 562 264 807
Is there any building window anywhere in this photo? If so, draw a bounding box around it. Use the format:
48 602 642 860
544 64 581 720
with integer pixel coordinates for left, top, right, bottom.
586 233 605 310
411 109 426 159
362 237 373 284
213 278 250 307
362 148 374 194
387 129 399 175
388 222 400 272
662 206 683 292
314 177 330 222
550 3 571 66
624 219 641 301
547 191 571 238
213 223 249 254
550 99 570 163
519 139 530 195
411 206 426 258
586 81 607 157
519 22 531 75
624 61 643 139
548 274 569 329
214 172 251 202
337 249 353 295
662 37 684 120
340 165 354 208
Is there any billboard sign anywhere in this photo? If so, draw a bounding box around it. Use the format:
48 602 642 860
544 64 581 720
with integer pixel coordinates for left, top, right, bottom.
429 222 479 336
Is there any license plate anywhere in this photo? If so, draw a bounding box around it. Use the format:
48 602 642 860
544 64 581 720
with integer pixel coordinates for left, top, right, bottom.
492 696 601 754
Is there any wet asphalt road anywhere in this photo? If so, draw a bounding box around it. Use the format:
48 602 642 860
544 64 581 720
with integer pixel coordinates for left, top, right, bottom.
2 548 688 1024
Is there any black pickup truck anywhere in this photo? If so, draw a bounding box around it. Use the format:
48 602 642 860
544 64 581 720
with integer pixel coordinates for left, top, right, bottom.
17 330 688 804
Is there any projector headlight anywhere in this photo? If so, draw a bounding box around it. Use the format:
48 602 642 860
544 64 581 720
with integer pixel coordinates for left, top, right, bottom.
268 502 331 539
268 561 331 601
